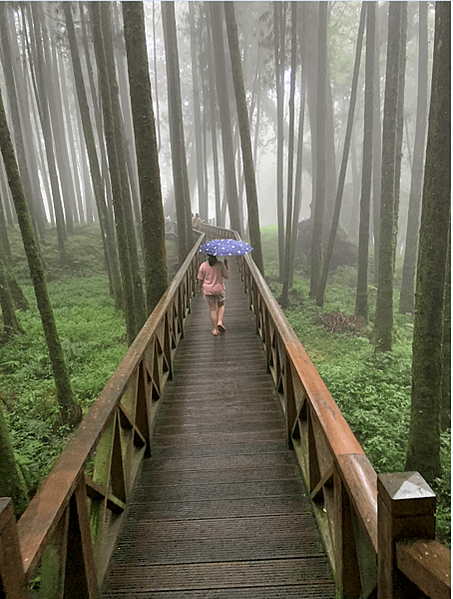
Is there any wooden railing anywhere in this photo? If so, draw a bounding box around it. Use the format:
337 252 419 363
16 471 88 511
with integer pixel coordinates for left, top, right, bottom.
208 224 449 599
0 224 450 598
0 236 205 598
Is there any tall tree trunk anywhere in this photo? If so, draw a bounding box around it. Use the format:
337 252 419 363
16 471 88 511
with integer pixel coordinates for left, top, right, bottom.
274 1 285 280
122 1 169 314
152 2 162 151
7 9 47 238
162 1 193 262
405 1 450 483
209 1 242 236
57 50 84 224
355 2 377 320
63 2 123 310
0 404 29 517
224 1 264 272
0 4 41 242
317 3 366 308
206 9 222 227
0 87 81 426
441 233 451 432
309 2 327 298
372 12 382 285
100 1 147 330
399 2 429 314
0 246 24 338
374 2 402 352
189 3 207 222
392 3 408 265
90 0 138 345
281 2 298 306
29 4 67 261
289 4 307 289
40 9 76 235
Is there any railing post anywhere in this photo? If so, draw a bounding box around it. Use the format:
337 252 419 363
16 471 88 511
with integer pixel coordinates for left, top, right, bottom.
0 498 28 599
377 471 436 599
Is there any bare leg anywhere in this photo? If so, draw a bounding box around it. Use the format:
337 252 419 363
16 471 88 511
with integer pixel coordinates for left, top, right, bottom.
208 304 218 334
217 303 225 331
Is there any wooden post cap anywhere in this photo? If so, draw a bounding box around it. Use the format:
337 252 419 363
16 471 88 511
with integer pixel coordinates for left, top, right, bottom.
378 472 436 518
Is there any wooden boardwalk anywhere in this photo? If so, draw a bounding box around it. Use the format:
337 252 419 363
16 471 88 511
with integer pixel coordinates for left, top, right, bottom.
101 265 335 598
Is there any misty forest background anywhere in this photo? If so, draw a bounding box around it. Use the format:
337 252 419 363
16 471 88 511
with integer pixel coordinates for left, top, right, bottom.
0 1 450 543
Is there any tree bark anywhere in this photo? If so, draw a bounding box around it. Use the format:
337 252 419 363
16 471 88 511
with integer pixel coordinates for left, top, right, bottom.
0 246 24 338
281 2 298 305
189 3 208 222
209 1 242 236
317 3 366 308
162 1 193 261
374 2 402 352
274 1 285 280
355 2 376 319
224 1 264 272
0 404 29 516
29 4 68 261
100 1 147 330
309 2 327 298
122 1 169 314
90 0 138 345
399 2 429 314
405 1 450 483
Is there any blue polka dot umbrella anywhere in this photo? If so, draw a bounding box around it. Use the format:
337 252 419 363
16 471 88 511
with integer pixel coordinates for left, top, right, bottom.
199 238 253 256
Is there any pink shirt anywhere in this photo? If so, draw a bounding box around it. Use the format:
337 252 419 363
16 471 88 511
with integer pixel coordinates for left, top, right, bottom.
197 261 229 295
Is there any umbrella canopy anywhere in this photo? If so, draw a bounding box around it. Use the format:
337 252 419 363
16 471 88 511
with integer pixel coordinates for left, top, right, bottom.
199 238 253 256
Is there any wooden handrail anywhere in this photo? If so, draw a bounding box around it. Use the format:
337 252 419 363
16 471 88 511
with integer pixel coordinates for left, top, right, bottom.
1 234 205 596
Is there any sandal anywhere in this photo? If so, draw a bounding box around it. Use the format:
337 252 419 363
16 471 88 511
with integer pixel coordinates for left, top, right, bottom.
217 323 226 333
212 329 219 336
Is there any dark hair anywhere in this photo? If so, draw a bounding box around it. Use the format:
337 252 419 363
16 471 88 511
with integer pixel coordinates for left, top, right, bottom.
207 254 217 266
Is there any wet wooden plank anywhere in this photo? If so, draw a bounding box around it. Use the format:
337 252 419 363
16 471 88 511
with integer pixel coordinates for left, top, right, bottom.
101 267 335 598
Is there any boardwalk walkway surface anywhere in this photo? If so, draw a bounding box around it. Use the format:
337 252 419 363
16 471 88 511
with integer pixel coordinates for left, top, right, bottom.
101 264 335 598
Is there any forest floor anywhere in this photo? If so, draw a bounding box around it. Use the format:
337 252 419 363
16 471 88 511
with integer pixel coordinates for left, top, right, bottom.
0 223 450 545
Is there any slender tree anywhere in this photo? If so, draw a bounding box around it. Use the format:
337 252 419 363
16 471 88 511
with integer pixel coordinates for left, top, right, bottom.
0 4 41 241
405 1 450 483
399 2 429 314
441 235 451 432
209 1 242 236
224 1 264 272
100 1 147 330
0 86 81 425
29 4 68 261
274 1 285 280
122 1 169 314
0 404 29 516
162 1 193 261
355 2 376 319
63 2 123 309
392 3 408 263
0 247 24 338
188 3 207 222
309 2 327 298
280 1 298 306
374 2 403 352
316 3 366 308
90 0 137 345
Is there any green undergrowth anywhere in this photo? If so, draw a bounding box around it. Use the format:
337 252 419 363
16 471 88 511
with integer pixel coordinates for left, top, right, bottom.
2 224 179 496
260 225 451 544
